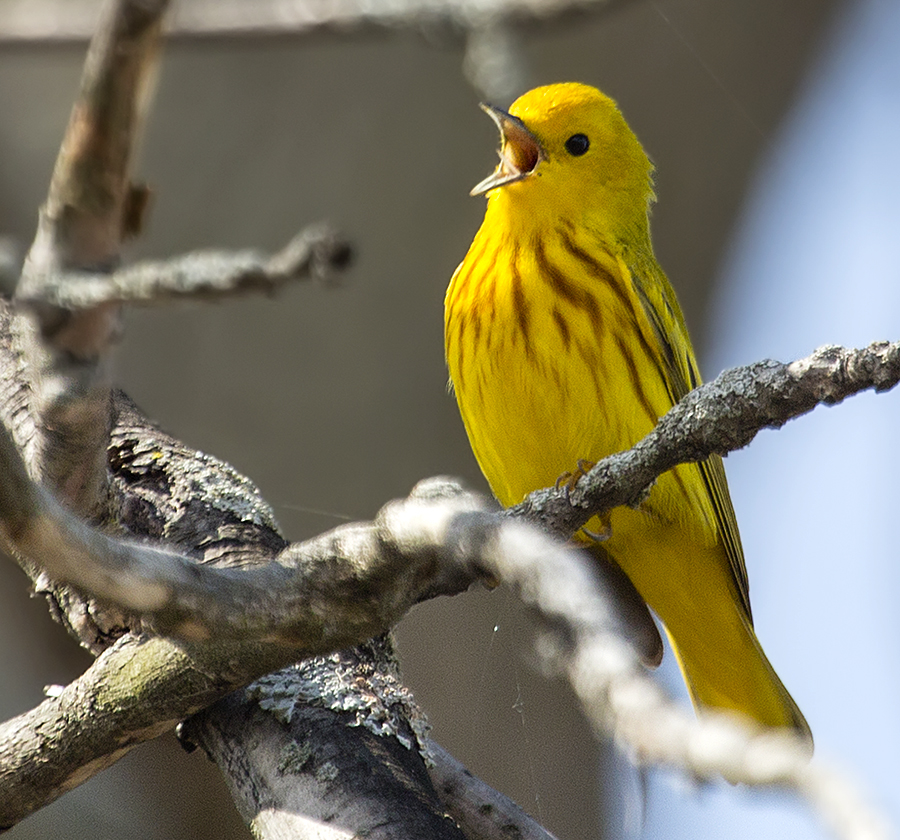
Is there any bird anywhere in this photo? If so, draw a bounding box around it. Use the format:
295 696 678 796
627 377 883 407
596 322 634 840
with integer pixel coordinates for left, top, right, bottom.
444 82 810 741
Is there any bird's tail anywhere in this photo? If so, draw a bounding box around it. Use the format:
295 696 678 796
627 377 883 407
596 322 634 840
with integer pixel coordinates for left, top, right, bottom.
587 503 812 746
663 604 812 746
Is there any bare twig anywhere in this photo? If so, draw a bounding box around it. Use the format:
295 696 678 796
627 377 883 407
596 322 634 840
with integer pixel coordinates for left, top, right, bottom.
17 0 166 285
15 224 352 311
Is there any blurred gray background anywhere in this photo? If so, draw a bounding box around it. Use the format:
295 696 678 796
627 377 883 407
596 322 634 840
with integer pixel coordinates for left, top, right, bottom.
0 1 848 838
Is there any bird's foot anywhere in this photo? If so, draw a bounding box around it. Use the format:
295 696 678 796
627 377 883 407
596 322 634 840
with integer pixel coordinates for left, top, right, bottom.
555 458 596 498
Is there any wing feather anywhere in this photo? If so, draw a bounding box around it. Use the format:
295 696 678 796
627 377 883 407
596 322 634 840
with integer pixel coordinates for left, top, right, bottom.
630 263 753 621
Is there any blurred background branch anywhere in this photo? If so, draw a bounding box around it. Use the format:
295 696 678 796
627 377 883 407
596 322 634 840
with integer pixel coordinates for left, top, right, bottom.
0 0 624 41
0 0 632 99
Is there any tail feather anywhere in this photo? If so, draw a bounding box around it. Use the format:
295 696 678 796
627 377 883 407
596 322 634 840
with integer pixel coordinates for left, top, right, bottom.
602 514 812 748
663 608 812 745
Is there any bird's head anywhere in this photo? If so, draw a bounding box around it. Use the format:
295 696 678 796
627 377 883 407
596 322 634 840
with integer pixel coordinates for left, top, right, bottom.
472 83 655 242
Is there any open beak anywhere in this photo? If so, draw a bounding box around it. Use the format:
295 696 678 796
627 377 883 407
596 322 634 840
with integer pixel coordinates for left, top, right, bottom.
470 103 544 196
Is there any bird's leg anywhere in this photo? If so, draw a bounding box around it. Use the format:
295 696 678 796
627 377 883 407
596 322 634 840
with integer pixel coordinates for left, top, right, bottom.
556 459 612 541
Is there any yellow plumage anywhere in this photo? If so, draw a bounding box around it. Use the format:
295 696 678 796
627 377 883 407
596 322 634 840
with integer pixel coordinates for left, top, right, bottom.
445 82 810 740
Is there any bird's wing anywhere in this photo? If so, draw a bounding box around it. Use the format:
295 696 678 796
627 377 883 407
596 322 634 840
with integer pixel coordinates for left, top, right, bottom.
630 262 752 621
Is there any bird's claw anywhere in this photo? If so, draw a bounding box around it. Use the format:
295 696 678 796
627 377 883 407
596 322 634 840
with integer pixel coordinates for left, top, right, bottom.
579 522 611 543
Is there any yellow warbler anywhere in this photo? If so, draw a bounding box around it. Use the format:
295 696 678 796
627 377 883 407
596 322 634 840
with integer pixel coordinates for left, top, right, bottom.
445 82 810 740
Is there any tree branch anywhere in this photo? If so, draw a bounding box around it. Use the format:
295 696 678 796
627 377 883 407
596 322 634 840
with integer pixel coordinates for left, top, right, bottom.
186 683 467 839
0 0 623 43
1 2 440 836
2 461 892 839
15 224 352 311
0 633 300 827
0 424 486 649
12 0 170 519
427 740 560 840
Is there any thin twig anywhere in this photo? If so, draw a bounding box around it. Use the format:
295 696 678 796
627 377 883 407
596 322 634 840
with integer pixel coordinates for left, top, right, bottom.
15 224 353 310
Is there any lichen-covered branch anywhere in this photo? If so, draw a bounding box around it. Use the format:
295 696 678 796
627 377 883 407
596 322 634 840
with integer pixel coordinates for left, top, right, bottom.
1 420 892 840
0 474 607 831
0 633 302 828
186 687 468 840
0 422 485 648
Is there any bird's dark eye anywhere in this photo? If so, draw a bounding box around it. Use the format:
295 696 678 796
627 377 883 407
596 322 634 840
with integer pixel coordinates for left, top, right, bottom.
564 133 590 156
